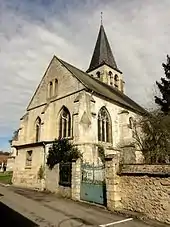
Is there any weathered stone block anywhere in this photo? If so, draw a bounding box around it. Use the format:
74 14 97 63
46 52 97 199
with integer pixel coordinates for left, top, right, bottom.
119 168 170 224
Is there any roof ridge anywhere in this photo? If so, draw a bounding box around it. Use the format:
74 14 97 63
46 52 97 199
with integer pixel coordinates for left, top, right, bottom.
92 76 145 110
55 56 89 89
55 56 145 114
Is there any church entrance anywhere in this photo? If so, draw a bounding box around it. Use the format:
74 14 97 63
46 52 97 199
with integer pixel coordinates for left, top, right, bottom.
80 162 106 205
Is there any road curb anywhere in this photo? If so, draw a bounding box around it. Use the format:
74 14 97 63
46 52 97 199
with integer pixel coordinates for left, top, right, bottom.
113 210 170 227
0 183 10 187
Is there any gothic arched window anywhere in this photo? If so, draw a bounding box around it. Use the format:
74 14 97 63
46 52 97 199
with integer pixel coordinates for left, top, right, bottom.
129 117 136 137
129 117 135 130
114 74 119 88
59 106 71 138
35 117 41 142
109 71 113 85
54 79 58 96
98 107 112 143
49 81 53 98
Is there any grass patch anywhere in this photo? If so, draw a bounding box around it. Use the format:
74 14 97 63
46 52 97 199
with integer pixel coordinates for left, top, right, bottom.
0 172 13 184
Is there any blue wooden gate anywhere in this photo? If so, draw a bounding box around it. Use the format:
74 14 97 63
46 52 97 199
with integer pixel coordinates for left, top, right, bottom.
80 162 106 205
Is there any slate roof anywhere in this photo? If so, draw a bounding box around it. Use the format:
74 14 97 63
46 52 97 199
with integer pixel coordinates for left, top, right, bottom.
87 25 120 73
56 56 146 115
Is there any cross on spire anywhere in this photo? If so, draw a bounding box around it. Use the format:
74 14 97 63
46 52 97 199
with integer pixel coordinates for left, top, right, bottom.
101 12 103 25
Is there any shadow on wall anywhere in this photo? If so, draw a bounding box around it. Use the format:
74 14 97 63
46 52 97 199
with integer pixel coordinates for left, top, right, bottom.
120 145 136 164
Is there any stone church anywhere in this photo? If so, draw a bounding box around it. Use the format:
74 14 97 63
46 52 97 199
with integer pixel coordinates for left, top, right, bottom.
11 23 145 190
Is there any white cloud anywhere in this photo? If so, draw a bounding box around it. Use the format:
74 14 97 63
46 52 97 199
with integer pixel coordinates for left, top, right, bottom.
0 0 170 149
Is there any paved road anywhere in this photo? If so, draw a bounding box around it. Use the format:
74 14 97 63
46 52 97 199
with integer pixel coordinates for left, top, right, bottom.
0 185 168 227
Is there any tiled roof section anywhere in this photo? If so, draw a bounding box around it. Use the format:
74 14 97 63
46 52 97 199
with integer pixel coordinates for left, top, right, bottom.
87 25 119 73
0 154 9 163
56 56 146 114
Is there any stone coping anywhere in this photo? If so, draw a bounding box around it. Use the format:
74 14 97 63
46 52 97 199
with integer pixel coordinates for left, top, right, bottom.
119 164 170 177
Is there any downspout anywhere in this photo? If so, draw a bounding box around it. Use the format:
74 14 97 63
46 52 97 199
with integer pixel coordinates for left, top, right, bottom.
42 142 46 170
42 142 46 190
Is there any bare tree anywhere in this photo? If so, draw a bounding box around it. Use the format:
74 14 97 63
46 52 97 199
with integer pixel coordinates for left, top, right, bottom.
133 110 170 164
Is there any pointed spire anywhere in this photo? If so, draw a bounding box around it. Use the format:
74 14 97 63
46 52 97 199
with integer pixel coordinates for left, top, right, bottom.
87 23 118 73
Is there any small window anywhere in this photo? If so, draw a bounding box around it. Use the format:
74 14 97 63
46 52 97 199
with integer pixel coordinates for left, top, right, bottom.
96 71 100 79
35 117 41 142
129 117 133 129
54 79 58 96
109 71 113 85
26 150 33 167
49 81 53 97
114 74 119 88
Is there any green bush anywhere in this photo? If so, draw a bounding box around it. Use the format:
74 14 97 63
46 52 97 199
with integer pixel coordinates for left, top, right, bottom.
47 138 82 170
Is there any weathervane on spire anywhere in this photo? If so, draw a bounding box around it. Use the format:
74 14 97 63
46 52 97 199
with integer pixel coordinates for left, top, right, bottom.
101 12 103 25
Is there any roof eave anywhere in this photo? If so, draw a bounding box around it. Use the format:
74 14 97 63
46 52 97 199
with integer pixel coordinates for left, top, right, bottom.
85 88 146 115
86 62 122 74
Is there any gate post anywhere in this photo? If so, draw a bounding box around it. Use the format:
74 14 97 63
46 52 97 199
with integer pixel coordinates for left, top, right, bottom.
105 154 122 211
72 158 81 201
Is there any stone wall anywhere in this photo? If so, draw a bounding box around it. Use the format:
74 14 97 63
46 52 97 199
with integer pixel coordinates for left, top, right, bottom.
45 163 72 198
58 185 71 198
12 169 42 189
105 154 121 211
119 164 170 224
7 157 15 172
12 146 44 189
120 164 170 175
72 159 81 201
45 164 59 193
45 159 81 199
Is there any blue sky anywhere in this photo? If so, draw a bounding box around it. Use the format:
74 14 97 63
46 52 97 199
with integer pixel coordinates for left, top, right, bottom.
1 0 170 150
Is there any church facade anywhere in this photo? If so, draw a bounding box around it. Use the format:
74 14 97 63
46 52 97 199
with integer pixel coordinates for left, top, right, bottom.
11 24 145 191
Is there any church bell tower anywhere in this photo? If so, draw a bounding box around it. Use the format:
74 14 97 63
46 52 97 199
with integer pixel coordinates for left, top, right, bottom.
87 20 125 93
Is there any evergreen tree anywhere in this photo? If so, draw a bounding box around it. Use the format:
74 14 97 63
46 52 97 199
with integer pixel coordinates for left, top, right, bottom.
155 55 170 114
47 138 82 170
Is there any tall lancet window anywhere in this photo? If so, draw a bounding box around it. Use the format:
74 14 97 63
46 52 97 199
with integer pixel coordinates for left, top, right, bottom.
49 81 53 97
59 106 71 138
98 107 112 143
114 74 119 88
54 79 58 96
35 117 41 142
109 71 113 85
